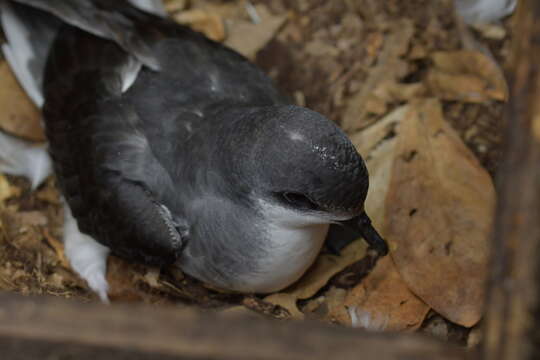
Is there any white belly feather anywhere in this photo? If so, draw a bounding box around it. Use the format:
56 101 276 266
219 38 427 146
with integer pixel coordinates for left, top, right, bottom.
239 200 331 293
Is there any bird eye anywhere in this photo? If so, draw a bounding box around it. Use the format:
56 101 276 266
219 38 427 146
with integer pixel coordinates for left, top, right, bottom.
280 192 320 211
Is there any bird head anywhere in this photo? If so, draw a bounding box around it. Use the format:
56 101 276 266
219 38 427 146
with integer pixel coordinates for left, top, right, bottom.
218 105 388 255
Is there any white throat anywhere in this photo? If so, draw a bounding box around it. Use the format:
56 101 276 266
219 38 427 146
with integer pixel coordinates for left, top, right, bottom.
239 200 330 293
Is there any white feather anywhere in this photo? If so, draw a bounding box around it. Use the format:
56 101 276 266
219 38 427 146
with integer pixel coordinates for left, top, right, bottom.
63 203 110 303
0 2 44 107
348 306 390 331
239 200 330 293
0 131 51 189
120 56 143 93
455 0 517 24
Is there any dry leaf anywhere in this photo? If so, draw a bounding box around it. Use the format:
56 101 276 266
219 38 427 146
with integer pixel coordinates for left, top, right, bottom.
43 229 69 268
174 9 226 42
374 82 427 103
363 94 388 116
352 106 410 234
339 257 429 331
365 32 384 60
0 174 20 205
342 19 414 131
339 107 430 331
385 99 495 327
305 39 340 57
472 23 507 40
323 287 348 322
164 0 189 14
225 5 287 59
0 61 45 141
426 50 508 103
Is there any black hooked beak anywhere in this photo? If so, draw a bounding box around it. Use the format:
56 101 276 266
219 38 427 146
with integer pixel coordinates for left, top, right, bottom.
342 212 389 256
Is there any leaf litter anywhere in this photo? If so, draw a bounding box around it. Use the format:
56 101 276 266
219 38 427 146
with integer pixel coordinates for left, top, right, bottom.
0 0 510 344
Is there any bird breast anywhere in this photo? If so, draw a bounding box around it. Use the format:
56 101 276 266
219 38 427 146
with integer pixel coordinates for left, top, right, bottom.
236 200 330 293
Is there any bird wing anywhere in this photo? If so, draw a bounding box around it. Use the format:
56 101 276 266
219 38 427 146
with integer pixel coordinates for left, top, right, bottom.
3 0 285 266
42 25 186 265
9 0 170 69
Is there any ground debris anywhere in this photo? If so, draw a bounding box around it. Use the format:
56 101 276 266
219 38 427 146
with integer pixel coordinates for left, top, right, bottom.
426 50 508 103
0 0 510 346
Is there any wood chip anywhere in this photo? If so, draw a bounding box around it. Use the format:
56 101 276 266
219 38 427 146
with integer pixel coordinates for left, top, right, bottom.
174 9 226 42
225 5 287 59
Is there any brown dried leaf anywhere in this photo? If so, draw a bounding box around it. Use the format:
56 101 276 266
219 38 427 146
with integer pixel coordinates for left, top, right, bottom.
174 9 226 42
385 99 495 327
374 81 427 103
0 61 45 141
43 229 69 269
341 107 430 331
340 257 429 331
0 174 20 204
164 0 189 14
323 287 348 322
472 24 507 40
426 50 508 103
352 106 409 233
225 5 287 59
342 19 414 131
363 94 388 116
305 39 340 57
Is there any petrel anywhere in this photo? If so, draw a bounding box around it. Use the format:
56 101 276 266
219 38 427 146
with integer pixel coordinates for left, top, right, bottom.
0 0 388 301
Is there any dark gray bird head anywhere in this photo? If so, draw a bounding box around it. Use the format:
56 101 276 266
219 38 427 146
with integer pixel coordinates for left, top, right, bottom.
214 105 387 255
247 105 367 215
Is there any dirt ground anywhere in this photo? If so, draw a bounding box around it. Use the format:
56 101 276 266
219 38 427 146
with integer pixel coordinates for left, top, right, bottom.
0 0 511 346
